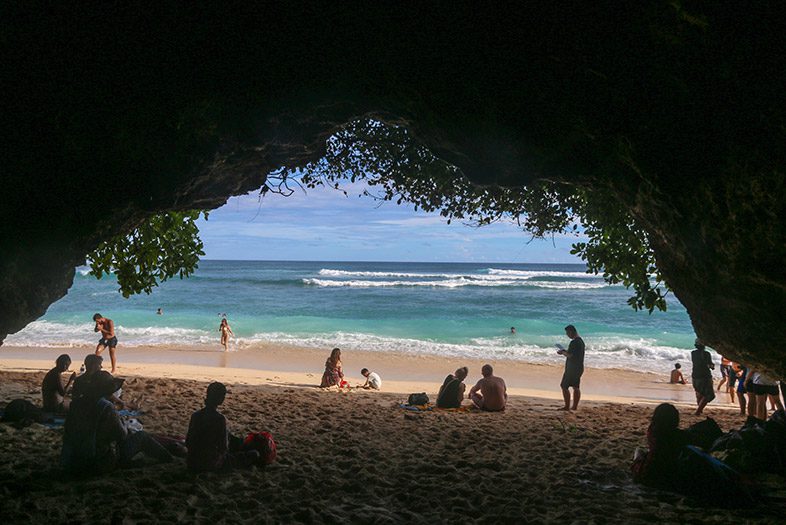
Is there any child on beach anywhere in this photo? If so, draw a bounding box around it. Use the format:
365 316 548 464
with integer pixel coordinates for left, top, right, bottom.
219 318 234 351
357 368 382 390
669 363 686 384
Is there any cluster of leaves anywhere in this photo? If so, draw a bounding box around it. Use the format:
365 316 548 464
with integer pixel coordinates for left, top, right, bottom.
87 211 207 298
277 119 670 312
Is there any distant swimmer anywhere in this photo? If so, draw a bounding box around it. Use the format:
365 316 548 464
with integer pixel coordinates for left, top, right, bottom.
92 313 118 374
156 308 163 315
670 363 686 384
219 318 234 352
510 327 516 334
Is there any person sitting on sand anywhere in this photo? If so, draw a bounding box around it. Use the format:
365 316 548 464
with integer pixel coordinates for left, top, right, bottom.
691 339 715 415
219 318 234 352
357 368 382 390
468 364 507 411
669 363 686 385
42 354 76 413
320 347 346 390
61 371 172 475
71 354 104 400
557 324 585 411
436 367 468 408
186 382 259 472
631 403 689 487
93 313 119 374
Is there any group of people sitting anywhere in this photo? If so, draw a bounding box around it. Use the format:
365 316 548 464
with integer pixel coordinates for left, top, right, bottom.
319 347 382 391
670 340 785 418
42 353 271 476
436 364 508 411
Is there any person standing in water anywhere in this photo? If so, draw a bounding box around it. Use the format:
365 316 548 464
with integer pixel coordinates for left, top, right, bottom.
93 313 118 374
219 318 234 352
557 324 585 411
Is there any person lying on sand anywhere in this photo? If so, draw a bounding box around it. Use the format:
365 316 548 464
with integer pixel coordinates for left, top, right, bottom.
357 368 382 390
320 347 347 390
436 366 468 408
186 382 259 472
61 371 172 475
469 364 507 411
669 363 686 385
42 354 76 413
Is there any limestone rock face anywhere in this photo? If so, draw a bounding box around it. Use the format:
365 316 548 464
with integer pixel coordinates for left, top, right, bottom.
1 5 784 374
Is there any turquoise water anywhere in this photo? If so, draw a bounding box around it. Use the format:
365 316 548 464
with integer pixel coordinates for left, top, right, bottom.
7 260 702 372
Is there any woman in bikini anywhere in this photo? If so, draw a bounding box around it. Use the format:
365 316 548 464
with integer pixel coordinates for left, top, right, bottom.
219 318 234 352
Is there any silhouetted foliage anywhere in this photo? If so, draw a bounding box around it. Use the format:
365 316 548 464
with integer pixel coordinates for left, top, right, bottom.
87 211 207 298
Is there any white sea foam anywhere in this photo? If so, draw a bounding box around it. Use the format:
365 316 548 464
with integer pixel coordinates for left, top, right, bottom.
486 268 598 279
304 278 607 289
6 321 695 374
319 268 600 280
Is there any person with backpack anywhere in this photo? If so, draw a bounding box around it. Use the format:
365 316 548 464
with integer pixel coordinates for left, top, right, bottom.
436 366 468 408
186 382 259 472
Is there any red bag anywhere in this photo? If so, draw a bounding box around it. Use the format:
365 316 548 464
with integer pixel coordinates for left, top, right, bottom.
242 431 277 465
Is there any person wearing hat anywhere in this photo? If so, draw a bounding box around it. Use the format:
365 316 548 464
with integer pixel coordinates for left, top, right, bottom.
691 339 716 415
61 371 172 474
186 382 259 472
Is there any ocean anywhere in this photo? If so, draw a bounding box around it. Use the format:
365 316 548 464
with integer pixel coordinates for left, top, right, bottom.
6 260 705 373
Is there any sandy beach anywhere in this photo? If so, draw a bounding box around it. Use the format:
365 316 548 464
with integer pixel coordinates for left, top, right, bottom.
1 345 784 523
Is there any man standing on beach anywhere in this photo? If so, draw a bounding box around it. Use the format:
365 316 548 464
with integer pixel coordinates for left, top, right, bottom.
557 324 585 411
93 313 118 374
691 339 715 415
469 364 507 411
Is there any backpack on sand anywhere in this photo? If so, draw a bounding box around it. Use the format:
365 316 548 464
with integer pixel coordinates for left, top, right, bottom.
242 431 277 465
407 393 429 406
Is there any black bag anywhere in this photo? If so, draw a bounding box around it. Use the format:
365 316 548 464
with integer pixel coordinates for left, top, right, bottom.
1 399 44 426
407 393 429 406
685 417 723 450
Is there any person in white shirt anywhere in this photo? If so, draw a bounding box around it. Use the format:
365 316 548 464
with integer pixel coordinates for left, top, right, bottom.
358 368 382 390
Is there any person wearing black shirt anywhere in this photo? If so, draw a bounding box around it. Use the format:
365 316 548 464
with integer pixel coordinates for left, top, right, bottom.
558 325 585 411
690 339 715 415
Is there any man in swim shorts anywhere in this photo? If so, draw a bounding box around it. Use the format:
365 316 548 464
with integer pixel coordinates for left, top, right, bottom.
558 324 585 411
469 364 507 411
93 313 118 374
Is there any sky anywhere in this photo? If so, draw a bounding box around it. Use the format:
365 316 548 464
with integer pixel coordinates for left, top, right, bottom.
197 181 585 263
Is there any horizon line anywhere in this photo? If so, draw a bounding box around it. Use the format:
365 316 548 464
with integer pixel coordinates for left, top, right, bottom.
199 257 587 266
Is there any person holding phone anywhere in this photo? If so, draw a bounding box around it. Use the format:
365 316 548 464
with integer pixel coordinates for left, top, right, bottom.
557 324 585 411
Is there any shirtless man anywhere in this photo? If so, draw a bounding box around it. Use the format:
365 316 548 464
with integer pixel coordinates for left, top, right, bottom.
42 354 76 413
93 313 118 373
469 364 507 411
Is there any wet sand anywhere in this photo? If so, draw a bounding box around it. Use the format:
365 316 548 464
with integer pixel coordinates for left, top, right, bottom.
1 346 783 523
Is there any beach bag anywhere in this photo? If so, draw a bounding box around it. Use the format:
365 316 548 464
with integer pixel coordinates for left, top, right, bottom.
685 417 723 450
407 393 429 406
243 431 277 465
674 445 755 507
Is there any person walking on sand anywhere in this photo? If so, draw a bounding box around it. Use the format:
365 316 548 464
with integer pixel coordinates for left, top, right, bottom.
557 324 585 411
219 318 234 352
320 348 346 390
436 366 468 408
469 364 507 411
691 339 715 415
93 313 118 374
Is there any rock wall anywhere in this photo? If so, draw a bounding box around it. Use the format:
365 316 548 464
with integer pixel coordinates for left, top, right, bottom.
1 4 784 374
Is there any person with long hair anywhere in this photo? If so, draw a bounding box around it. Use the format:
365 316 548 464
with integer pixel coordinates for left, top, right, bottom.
320 347 345 389
219 318 234 352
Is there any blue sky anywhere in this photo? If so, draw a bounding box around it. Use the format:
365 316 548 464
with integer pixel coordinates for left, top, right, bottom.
197 182 585 263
